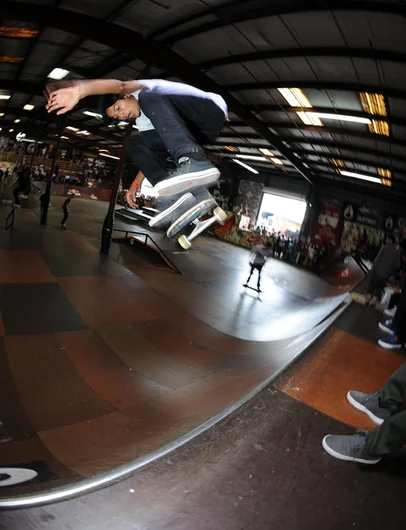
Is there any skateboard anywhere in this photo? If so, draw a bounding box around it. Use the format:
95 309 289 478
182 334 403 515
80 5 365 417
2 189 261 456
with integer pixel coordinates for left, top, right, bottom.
166 196 227 249
243 284 262 293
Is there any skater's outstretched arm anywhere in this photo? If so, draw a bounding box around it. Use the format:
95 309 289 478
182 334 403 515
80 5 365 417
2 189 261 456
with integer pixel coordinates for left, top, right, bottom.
45 79 147 115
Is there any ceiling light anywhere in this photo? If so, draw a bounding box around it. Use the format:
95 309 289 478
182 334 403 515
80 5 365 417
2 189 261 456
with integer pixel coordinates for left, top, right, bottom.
100 153 120 160
278 88 312 108
297 112 323 126
47 68 70 80
60 136 69 140
0 94 11 100
83 110 103 119
0 128 2 131
259 148 274 156
271 158 284 166
224 145 238 153
9 129 14 132
340 170 381 184
330 158 345 167
98 148 108 152
0 113 4 117
235 154 268 161
23 104 34 111
368 120 389 136
360 92 387 116
377 168 392 187
233 159 259 174
0 26 39 39
77 130 91 135
66 126 79 132
310 112 371 124
0 56 24 64
14 119 20 123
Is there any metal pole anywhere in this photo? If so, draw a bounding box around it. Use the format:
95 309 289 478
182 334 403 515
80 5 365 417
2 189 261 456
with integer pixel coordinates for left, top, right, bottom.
41 117 65 226
100 127 130 255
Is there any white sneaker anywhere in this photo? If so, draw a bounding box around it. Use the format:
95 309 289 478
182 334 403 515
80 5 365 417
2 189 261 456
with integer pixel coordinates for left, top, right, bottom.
384 306 396 318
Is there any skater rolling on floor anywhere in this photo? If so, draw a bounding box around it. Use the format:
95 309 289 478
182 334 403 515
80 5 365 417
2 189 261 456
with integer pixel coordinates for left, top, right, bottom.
244 240 272 292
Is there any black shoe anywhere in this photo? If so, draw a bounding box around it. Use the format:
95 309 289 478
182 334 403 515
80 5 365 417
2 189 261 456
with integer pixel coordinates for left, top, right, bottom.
154 158 220 197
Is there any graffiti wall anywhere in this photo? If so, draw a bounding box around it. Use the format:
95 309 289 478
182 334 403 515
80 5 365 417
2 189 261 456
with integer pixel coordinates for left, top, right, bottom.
234 179 264 228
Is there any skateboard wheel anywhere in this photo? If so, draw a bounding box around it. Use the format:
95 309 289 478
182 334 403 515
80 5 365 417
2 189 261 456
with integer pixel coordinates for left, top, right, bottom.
213 207 227 223
178 235 191 249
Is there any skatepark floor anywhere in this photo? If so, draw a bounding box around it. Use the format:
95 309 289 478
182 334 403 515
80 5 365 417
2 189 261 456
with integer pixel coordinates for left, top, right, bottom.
1 199 403 528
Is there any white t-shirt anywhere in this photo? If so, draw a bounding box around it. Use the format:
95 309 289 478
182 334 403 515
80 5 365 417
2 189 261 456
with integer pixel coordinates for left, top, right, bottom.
250 245 271 266
131 79 228 132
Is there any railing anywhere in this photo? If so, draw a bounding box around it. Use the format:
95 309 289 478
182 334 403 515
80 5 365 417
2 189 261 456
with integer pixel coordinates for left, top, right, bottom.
113 229 183 275
5 206 16 231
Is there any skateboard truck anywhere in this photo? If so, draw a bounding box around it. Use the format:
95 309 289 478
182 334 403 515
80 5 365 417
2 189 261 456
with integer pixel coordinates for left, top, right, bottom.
178 207 227 249
166 197 227 249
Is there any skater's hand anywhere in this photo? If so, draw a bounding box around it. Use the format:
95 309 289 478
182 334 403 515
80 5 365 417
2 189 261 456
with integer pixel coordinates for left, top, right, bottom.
126 187 138 209
45 83 83 114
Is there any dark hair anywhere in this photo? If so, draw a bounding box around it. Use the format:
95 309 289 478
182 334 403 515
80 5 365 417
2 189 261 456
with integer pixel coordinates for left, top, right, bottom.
99 94 120 125
387 234 396 244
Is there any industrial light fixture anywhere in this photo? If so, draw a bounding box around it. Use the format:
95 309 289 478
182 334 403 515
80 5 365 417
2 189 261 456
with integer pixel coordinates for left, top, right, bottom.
309 112 371 124
340 170 381 184
330 158 345 174
9 129 14 132
23 104 34 111
296 112 323 126
368 119 390 136
0 26 39 38
224 145 238 153
259 148 274 156
377 168 392 187
83 110 103 119
60 136 69 140
47 68 70 80
0 56 24 63
360 92 387 116
100 152 120 160
0 94 11 100
278 88 312 108
271 158 284 166
14 119 20 123
233 159 259 174
66 126 79 132
0 113 4 117
235 154 268 161
77 130 91 136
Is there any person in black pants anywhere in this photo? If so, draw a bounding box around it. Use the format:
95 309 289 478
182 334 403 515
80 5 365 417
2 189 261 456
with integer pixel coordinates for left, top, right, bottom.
13 166 30 206
365 235 400 307
61 195 74 229
46 78 227 226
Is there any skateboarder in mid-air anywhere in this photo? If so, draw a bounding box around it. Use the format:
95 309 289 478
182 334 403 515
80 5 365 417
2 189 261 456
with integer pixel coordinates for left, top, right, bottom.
244 240 272 292
45 78 228 229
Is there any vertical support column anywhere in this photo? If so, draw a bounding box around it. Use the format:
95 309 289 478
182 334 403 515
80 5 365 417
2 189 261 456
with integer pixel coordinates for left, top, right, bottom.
40 118 65 226
100 133 129 255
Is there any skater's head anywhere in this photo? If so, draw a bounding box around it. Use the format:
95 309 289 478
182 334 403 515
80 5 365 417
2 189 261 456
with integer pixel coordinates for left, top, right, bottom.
100 94 140 125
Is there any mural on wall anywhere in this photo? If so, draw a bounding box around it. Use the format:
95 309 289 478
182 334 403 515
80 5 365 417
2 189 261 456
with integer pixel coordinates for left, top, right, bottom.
311 197 344 253
234 179 264 228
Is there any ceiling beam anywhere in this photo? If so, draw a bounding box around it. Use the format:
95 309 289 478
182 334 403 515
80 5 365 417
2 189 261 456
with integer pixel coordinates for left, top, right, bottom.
212 145 406 175
197 47 406 70
220 128 406 149
2 3 315 186
212 138 406 166
224 80 406 100
247 105 406 128
156 1 406 45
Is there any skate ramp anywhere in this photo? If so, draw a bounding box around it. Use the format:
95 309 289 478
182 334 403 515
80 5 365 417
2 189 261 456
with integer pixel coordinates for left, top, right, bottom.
0 229 362 507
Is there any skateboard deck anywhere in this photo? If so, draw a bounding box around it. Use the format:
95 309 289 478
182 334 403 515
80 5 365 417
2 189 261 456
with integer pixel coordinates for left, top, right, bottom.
243 284 262 293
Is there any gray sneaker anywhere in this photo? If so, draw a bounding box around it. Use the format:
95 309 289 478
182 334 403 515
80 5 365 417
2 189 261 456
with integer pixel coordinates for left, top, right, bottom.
149 192 196 228
154 158 220 197
322 430 381 464
347 390 391 425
